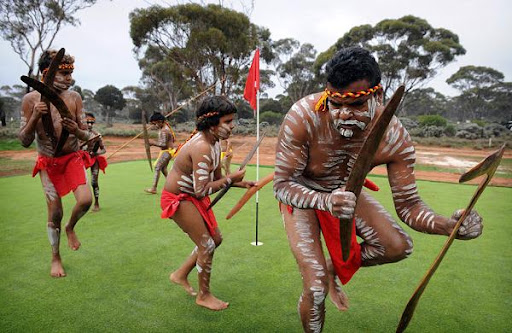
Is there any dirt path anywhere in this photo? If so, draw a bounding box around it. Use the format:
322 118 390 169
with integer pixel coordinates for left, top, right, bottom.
2 134 511 187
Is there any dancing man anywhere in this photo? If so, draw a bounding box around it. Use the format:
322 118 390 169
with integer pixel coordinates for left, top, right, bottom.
82 112 107 211
19 49 93 277
273 46 483 332
161 96 254 310
145 112 175 194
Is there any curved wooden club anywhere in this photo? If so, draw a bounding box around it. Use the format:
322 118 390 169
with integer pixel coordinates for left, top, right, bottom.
396 144 506 333
40 48 65 149
340 85 405 261
226 172 274 220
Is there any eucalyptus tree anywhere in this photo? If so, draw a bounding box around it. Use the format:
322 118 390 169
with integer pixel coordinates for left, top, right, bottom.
314 16 466 101
129 3 273 98
272 38 322 103
447 66 511 121
0 0 98 82
94 85 126 127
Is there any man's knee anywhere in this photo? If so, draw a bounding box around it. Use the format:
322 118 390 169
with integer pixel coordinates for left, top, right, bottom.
386 233 414 262
78 196 93 211
50 209 64 224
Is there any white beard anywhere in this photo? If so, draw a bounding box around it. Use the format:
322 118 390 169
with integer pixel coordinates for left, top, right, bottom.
338 127 354 138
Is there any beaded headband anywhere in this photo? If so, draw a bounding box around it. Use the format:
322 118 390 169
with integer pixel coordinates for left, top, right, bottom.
197 111 219 122
40 63 75 80
314 84 382 112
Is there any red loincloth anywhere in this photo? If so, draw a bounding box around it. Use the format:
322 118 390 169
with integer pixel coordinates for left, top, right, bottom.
160 189 218 236
32 150 90 197
88 155 108 173
281 178 380 285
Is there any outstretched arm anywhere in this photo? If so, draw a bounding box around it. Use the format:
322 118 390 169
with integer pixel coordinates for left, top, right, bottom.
383 118 482 239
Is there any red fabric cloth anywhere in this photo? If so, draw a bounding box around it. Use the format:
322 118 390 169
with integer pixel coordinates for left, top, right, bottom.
315 210 361 285
32 150 89 197
160 189 218 236
281 178 380 285
243 49 260 111
88 155 108 173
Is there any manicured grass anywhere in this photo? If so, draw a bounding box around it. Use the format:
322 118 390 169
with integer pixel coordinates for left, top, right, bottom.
0 138 33 150
0 161 511 332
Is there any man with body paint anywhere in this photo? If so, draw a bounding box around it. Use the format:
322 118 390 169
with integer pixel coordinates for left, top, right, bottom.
160 96 255 311
144 112 176 194
273 46 483 332
82 112 107 211
19 49 94 278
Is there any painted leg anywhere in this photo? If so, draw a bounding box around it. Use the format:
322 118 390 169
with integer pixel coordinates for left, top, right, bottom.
66 181 92 251
170 247 198 296
282 206 328 332
171 201 228 311
91 163 100 211
40 170 66 277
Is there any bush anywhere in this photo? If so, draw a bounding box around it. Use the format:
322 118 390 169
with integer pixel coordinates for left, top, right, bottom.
444 124 456 137
259 111 284 126
398 117 419 130
418 114 447 127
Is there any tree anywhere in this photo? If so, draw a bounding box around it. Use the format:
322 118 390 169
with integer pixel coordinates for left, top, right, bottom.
272 39 322 103
447 66 512 122
446 65 504 92
94 85 126 127
400 87 448 117
314 16 466 101
0 0 98 84
129 3 273 97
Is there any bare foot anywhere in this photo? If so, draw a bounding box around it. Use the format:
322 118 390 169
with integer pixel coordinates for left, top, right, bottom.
170 272 197 296
65 227 81 251
51 256 66 278
196 293 229 311
92 205 100 212
144 188 157 194
329 278 349 311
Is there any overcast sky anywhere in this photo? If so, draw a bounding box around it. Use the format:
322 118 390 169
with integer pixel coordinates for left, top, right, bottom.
1 0 511 98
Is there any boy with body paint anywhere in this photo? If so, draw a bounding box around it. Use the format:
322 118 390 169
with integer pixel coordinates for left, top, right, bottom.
160 96 255 311
273 46 483 332
145 112 175 194
82 112 107 211
19 49 94 278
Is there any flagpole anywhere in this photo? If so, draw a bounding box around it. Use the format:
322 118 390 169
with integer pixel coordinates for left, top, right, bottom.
253 88 262 246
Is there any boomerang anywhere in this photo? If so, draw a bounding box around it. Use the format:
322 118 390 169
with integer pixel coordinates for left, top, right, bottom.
340 85 405 261
396 144 506 333
40 48 65 149
225 171 275 219
207 133 266 210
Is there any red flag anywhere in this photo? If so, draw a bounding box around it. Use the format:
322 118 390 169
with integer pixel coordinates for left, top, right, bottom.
244 49 260 111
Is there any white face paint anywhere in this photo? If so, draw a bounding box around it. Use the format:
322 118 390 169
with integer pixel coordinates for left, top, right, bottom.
53 70 72 91
214 123 231 140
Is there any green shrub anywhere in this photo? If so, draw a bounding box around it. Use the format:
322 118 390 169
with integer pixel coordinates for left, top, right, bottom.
418 114 447 127
260 111 284 126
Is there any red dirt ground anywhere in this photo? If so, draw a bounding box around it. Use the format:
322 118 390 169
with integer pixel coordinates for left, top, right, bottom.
2 134 511 187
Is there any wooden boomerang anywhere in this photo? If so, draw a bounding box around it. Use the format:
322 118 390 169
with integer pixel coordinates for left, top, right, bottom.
207 132 266 210
21 75 75 156
225 171 275 219
340 85 405 261
396 144 506 333
141 110 153 172
40 48 65 148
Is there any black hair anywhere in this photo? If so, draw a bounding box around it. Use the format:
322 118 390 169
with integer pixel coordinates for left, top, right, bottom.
38 49 74 74
85 112 95 119
325 46 381 89
149 112 165 122
196 96 237 131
